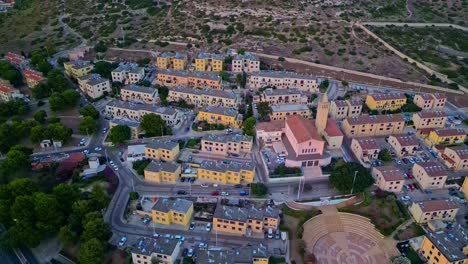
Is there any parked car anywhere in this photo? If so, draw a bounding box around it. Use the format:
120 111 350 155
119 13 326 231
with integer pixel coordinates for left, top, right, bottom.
211 191 219 196
231 153 240 157
396 160 402 165
187 248 194 257
142 217 151 224
164 234 174 239
177 190 187 195
409 158 415 164
234 184 243 188
275 230 280 240
206 223 212 231
192 150 199 154
152 233 160 238
409 184 415 191
267 228 273 239
198 242 207 248
404 184 410 191
189 222 195 230
200 183 209 187
239 190 249 196
221 191 229 196
424 189 433 194
407 172 413 179
118 236 127 246
400 196 411 201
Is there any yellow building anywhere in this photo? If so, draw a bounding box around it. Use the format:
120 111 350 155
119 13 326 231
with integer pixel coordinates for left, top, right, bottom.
388 135 419 158
151 198 193 226
409 200 459 224
461 177 468 198
197 245 269 263
201 133 253 156
425 128 466 146
197 106 242 128
23 69 45 88
131 237 181 264
269 104 312 121
365 93 407 111
144 140 180 162
412 111 447 130
156 52 187 70
414 93 447 110
342 114 405 137
213 203 280 236
371 166 405 193
144 161 181 183
63 60 94 79
419 227 468 264
412 161 448 190
195 53 224 72
197 160 255 184
442 146 468 171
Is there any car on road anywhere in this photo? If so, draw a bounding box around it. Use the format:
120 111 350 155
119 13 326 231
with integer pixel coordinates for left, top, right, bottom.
200 183 209 187
175 235 185 241
187 248 194 257
118 236 127 246
221 191 229 196
222 160 231 164
206 223 212 231
409 158 415 164
396 160 402 165
164 234 174 239
177 190 187 195
226 128 233 134
198 242 207 248
189 222 195 230
110 160 114 165
404 184 410 191
267 228 273 239
152 233 160 238
94 147 102 151
239 190 249 196
231 153 240 157
182 248 188 257
142 217 151 224
407 172 413 179
211 191 219 196
275 230 280 240
424 189 433 194
83 149 89 154
400 196 411 201
409 184 415 191
234 184 242 188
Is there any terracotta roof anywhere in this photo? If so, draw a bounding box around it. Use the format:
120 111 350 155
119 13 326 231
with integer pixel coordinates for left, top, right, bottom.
325 119 343 137
446 146 468 159
0 85 16 93
333 100 348 107
391 135 418 147
368 93 406 101
415 161 447 177
416 111 447 119
353 138 379 150
23 69 44 81
347 99 362 106
255 121 285 132
4 52 26 64
373 166 405 181
415 200 458 212
433 128 466 137
345 114 404 125
285 115 322 143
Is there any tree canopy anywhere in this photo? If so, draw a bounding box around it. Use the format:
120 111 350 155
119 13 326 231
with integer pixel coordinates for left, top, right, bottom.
257 102 271 120
30 123 72 143
378 148 392 162
251 183 268 196
80 116 98 135
49 90 80 111
329 160 374 193
108 125 131 144
79 105 100 119
243 116 256 136
0 60 23 87
140 113 169 137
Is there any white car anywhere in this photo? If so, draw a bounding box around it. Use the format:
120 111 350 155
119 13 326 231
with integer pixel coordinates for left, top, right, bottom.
118 236 127 246
83 149 89 154
200 183 209 187
221 191 229 196
206 223 212 231
400 195 411 201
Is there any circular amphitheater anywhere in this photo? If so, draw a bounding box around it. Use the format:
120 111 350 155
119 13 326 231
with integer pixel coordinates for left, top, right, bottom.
303 210 392 264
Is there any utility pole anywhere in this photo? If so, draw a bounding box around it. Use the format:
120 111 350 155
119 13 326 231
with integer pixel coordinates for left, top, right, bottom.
350 170 358 195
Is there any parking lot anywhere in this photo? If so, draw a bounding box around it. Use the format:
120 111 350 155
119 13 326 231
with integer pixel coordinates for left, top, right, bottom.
261 147 284 172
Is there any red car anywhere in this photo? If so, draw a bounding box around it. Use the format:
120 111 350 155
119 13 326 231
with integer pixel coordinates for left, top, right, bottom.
409 184 415 191
211 191 219 196
407 173 413 179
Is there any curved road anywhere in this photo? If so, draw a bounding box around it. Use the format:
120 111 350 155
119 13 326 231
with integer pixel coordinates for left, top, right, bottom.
360 22 468 32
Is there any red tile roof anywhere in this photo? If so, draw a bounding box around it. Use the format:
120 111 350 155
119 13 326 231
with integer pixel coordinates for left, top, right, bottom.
434 128 466 137
23 69 44 81
4 52 25 65
0 85 15 93
255 120 285 132
373 166 405 181
416 111 447 119
415 161 447 177
354 138 379 150
416 200 458 212
325 119 343 137
286 115 321 143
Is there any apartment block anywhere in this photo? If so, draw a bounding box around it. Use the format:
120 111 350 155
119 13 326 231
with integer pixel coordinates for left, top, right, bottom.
144 161 181 183
329 99 363 120
414 93 447 110
78 74 111 99
156 70 222 89
197 160 255 184
462 177 468 199
111 63 144 84
412 161 448 190
4 52 28 69
197 106 242 128
388 135 419 158
269 104 311 121
109 118 140 139
442 146 468 171
409 200 459 224
350 138 380 163
120 84 158 104
0 84 20 102
63 60 94 79
144 140 180 162
371 166 405 192
365 93 407 111
201 133 253 156
254 88 311 105
195 53 224 72
425 128 466 146
342 114 405 137
156 52 187 70
23 69 44 88
105 100 182 126
419 226 468 264
197 245 269 264
248 71 319 92
167 86 239 108
255 121 284 146
232 52 260 73
213 203 280 236
412 111 447 130
131 237 181 264
151 198 193 226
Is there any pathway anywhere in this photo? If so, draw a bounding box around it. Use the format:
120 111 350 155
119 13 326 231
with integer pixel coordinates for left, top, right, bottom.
360 22 468 32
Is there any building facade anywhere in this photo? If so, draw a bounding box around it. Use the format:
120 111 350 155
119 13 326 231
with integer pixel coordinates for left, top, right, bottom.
23 69 44 88
111 63 144 84
201 133 253 156
0 84 20 102
120 84 158 104
144 161 181 183
156 52 187 70
350 138 380 164
156 70 222 89
342 114 405 137
64 60 94 79
105 100 182 126
371 166 405 192
255 121 284 146
109 118 141 139
388 135 419 158
167 86 239 108
419 227 468 264
409 200 459 224
151 198 193 226
412 111 447 130
144 140 180 162
269 104 311 121
414 93 447 110
131 238 181 264
197 106 242 128
254 88 311 105
232 52 260 72
425 128 466 146
195 53 224 72
247 71 319 92
365 93 407 111
412 161 448 190
197 160 255 184
442 146 468 171
78 74 111 99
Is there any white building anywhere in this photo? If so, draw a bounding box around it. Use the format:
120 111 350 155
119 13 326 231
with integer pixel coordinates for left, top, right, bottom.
232 52 260 73
78 74 111 99
247 71 319 92
111 63 145 84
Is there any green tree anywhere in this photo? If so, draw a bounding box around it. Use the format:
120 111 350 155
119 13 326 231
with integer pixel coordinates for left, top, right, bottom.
37 60 53 75
53 184 80 216
219 71 230 81
157 85 169 104
49 123 72 143
80 105 100 119
89 185 110 211
235 72 247 88
62 89 80 105
1 149 30 175
0 60 23 87
9 178 38 197
94 41 108 53
378 148 392 162
82 218 112 242
329 161 374 193
33 110 47 124
47 70 69 93
32 82 51 99
34 192 64 234
251 183 268 196
140 113 167 137
79 238 105 264
93 61 115 79
48 93 66 111
243 116 256 136
257 102 271 120
80 116 98 135
108 125 131 144
59 225 78 246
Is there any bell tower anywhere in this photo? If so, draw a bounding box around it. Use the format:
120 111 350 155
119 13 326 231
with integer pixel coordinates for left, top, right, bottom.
315 93 329 136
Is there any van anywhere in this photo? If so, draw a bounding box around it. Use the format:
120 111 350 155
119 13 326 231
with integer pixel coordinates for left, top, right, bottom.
267 228 273 239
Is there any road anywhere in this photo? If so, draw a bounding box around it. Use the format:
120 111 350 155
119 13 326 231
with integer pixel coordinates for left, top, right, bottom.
360 22 468 32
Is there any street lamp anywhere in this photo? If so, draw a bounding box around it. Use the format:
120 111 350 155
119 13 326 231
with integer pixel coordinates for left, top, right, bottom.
350 170 358 195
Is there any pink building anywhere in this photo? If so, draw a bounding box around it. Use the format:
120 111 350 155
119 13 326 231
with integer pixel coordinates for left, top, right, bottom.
283 115 325 167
